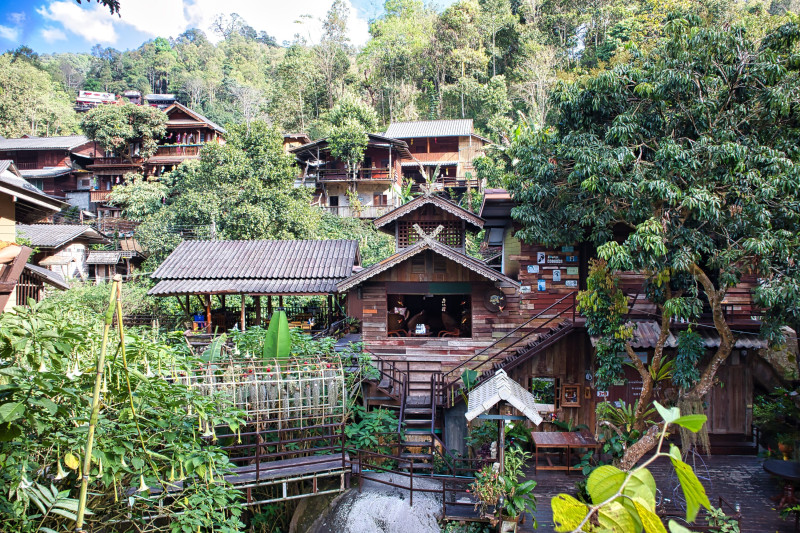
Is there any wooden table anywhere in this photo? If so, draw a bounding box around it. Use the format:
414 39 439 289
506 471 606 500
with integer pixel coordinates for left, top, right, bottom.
532 431 600 473
764 460 800 509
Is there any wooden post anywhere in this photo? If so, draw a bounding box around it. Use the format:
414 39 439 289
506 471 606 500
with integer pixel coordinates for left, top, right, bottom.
255 296 262 325
241 294 246 331
327 294 333 327
205 295 211 334
268 295 273 316
186 295 190 317
221 294 226 311
498 415 505 475
279 295 284 308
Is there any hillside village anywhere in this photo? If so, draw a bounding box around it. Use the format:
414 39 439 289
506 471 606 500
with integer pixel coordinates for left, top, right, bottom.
1 1 800 532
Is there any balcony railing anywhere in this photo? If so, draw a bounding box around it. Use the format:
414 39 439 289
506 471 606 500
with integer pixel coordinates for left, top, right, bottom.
90 190 113 203
14 162 39 170
323 205 393 218
316 167 395 181
154 144 202 157
436 176 479 188
94 218 139 234
89 156 144 166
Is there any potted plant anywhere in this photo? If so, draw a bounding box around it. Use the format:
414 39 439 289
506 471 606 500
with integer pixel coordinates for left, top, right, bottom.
470 448 537 531
778 434 794 460
346 317 361 334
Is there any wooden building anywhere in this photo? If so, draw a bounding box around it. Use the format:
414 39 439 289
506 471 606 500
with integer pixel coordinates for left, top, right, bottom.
16 224 109 281
0 161 68 311
383 119 490 193
292 134 411 219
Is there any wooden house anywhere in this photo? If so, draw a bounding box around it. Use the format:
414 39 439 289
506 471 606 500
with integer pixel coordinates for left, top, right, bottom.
0 161 68 311
383 119 490 193
291 134 411 219
16 224 109 281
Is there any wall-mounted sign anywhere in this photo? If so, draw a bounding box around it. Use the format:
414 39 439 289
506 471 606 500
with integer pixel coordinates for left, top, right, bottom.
565 280 578 288
483 289 507 312
547 255 563 264
565 255 578 263
536 252 546 264
566 267 579 276
597 390 609 398
537 280 546 291
561 246 575 252
527 264 539 274
520 285 532 294
553 270 561 282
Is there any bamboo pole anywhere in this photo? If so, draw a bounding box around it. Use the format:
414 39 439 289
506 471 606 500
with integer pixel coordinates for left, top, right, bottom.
75 275 120 531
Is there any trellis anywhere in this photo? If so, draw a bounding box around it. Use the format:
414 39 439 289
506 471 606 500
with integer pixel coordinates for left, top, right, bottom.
180 355 347 428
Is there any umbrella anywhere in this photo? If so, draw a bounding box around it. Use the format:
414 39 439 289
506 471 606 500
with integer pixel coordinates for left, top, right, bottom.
263 308 291 359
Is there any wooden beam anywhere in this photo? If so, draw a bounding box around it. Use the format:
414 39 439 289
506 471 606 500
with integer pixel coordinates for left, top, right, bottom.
279 295 284 308
0 247 32 310
241 294 246 331
175 296 189 316
268 295 273 316
255 296 262 326
205 295 211 334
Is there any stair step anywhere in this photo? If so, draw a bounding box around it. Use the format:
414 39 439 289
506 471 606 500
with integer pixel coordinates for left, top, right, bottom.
403 419 433 425
366 396 395 402
404 407 432 415
400 441 432 447
402 462 434 470
400 453 433 460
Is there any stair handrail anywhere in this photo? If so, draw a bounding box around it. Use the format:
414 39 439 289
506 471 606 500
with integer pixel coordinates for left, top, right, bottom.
440 291 577 382
362 347 408 400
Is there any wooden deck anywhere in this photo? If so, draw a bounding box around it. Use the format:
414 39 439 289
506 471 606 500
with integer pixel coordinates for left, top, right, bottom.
517 455 793 532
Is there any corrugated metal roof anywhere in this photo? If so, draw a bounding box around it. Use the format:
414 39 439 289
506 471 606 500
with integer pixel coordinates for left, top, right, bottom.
384 119 473 139
24 263 69 290
0 135 89 151
86 251 122 265
148 278 341 296
20 167 73 178
589 320 767 350
149 239 360 296
17 224 109 248
400 160 457 167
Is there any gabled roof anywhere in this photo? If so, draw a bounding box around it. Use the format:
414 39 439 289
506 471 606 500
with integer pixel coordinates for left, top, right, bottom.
86 251 122 265
149 240 360 296
20 167 73 179
0 135 90 151
24 263 69 291
0 162 66 222
385 119 473 139
337 236 518 292
465 369 548 425
291 133 411 160
373 193 484 234
163 102 226 134
16 224 109 249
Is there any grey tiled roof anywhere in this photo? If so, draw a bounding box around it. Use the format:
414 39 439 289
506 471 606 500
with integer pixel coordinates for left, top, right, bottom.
149 240 360 296
86 251 122 265
20 167 73 178
0 135 89 151
24 263 69 290
384 119 473 139
16 224 108 248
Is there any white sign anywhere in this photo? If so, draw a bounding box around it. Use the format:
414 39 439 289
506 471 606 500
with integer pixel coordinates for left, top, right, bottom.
553 270 561 282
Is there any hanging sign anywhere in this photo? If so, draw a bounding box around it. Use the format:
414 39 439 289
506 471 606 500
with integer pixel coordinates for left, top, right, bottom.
484 289 507 312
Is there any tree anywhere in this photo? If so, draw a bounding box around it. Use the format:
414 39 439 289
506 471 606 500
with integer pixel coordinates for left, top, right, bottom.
108 172 167 221
316 0 351 108
328 119 369 181
504 15 800 468
81 102 167 160
76 0 120 14
479 0 516 76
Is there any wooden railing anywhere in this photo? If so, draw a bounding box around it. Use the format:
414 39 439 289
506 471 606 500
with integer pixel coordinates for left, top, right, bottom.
90 190 113 203
89 156 144 166
154 144 202 157
93 217 138 234
14 162 38 170
322 205 393 218
317 167 394 181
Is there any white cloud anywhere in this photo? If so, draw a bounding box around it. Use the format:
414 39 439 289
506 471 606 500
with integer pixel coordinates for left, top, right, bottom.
38 1 118 44
41 26 67 43
8 12 26 26
36 0 370 47
0 24 19 41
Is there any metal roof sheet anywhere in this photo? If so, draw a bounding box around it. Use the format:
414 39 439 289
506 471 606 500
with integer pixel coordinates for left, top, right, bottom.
149 240 360 296
24 263 69 290
86 251 122 265
400 160 457 167
0 135 89 151
16 224 109 248
589 320 767 350
20 167 73 178
384 119 473 139
164 102 226 134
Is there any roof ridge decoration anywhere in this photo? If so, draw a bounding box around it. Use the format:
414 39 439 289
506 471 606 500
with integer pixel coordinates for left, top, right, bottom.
465 369 549 425
336 235 519 292
373 193 485 232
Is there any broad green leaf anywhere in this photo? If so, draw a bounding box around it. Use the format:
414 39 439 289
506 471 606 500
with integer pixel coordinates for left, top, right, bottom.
670 456 711 522
671 414 706 433
597 500 637 532
551 493 590 532
654 401 679 424
668 520 693 533
0 402 25 423
634 497 668 533
587 464 626 504
669 444 681 461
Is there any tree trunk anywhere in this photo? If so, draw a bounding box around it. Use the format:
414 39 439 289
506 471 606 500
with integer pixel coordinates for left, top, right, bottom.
620 424 662 470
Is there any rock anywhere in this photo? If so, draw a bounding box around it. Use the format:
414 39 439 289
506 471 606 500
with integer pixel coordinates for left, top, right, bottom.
299 473 443 533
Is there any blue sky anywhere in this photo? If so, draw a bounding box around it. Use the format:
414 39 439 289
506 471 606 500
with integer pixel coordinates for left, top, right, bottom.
0 0 451 54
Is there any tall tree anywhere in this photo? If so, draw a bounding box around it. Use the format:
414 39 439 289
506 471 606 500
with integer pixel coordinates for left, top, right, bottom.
81 102 167 160
479 0 516 76
316 0 351 108
504 15 800 468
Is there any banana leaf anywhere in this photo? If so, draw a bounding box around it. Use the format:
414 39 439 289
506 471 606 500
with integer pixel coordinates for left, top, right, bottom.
263 309 291 359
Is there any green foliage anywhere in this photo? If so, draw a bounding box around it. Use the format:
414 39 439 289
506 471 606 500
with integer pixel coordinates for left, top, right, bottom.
81 102 167 159
328 120 369 180
673 329 704 390
0 296 245 532
705 506 740 533
441 522 492 533
577 260 632 390
470 447 537 522
316 213 394 267
109 172 168 221
552 402 711 532
345 405 399 456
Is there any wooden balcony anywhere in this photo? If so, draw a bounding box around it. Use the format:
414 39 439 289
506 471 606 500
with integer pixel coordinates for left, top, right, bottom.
153 144 202 157
90 190 113 203
94 218 139 234
316 167 395 182
14 162 39 170
437 176 479 188
322 205 393 218
88 156 144 168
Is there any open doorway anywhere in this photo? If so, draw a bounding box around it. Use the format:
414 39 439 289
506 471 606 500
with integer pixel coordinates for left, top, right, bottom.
386 294 472 337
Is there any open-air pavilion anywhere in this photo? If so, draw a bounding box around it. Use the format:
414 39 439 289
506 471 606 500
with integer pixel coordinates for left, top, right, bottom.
148 239 361 334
